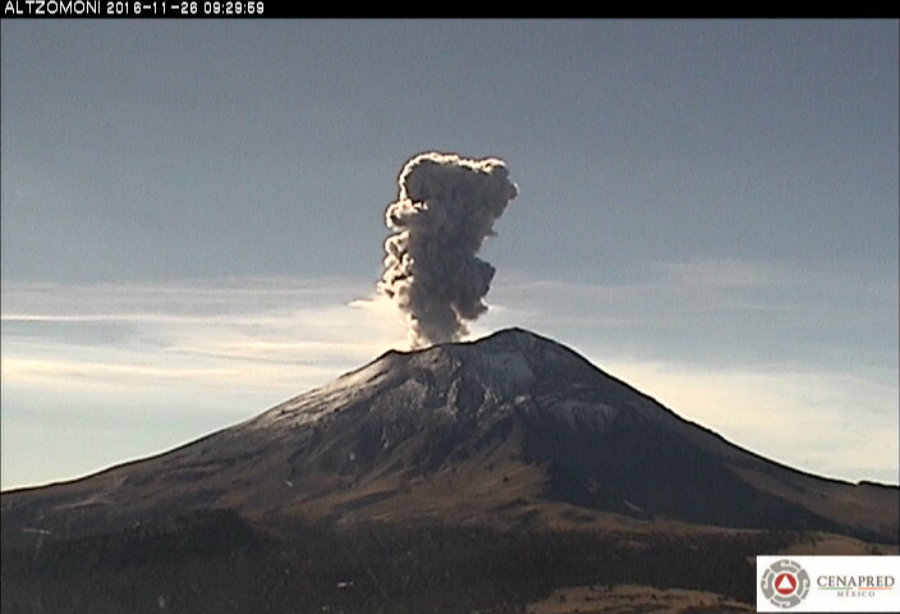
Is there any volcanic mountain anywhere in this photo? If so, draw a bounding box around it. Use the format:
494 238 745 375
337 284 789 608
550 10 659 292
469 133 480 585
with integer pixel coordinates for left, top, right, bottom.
2 328 897 613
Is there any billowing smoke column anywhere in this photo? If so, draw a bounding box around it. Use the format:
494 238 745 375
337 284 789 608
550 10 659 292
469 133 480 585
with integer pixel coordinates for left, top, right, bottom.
378 152 518 349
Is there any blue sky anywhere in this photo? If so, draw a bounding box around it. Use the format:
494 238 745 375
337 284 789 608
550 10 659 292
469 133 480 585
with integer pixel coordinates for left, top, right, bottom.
2 20 897 489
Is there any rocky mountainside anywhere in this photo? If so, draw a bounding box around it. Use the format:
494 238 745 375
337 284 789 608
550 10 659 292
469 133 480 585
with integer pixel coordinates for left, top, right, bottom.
2 328 897 614
3 327 896 545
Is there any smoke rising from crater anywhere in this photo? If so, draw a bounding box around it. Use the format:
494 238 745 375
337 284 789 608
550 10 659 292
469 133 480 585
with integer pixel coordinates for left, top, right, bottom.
378 152 518 349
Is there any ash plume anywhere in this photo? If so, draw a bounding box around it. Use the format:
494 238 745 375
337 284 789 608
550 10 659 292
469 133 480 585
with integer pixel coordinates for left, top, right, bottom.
378 152 518 349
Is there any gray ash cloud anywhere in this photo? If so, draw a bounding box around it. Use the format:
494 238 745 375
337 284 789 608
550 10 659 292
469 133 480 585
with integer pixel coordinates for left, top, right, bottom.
378 152 518 348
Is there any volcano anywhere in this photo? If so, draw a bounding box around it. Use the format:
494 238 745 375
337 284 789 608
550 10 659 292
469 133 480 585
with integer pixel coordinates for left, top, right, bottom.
2 328 897 614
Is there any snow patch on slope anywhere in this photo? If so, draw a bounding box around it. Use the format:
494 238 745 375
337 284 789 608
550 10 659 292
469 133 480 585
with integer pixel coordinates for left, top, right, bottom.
471 349 534 397
245 351 408 429
544 398 618 430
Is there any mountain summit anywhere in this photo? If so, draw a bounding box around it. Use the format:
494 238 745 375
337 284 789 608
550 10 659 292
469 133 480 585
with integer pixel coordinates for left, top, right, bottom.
3 327 895 544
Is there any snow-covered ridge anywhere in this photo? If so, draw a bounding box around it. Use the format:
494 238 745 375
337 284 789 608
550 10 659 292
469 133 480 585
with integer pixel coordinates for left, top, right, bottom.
243 328 604 431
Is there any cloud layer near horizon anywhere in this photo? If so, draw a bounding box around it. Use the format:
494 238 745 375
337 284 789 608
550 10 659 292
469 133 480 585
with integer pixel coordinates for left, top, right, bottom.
2 260 897 489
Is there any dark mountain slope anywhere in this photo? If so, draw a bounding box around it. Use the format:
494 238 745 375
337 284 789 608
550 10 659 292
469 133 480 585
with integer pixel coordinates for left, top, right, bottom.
3 328 895 547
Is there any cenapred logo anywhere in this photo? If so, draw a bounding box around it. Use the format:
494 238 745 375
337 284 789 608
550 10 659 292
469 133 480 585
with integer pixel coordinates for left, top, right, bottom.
757 555 900 613
760 559 811 609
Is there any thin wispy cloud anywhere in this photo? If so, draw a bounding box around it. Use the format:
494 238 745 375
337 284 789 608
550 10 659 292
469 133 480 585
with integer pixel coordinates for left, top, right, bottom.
1 259 896 488
0 277 410 489
2 277 407 398
482 258 897 349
